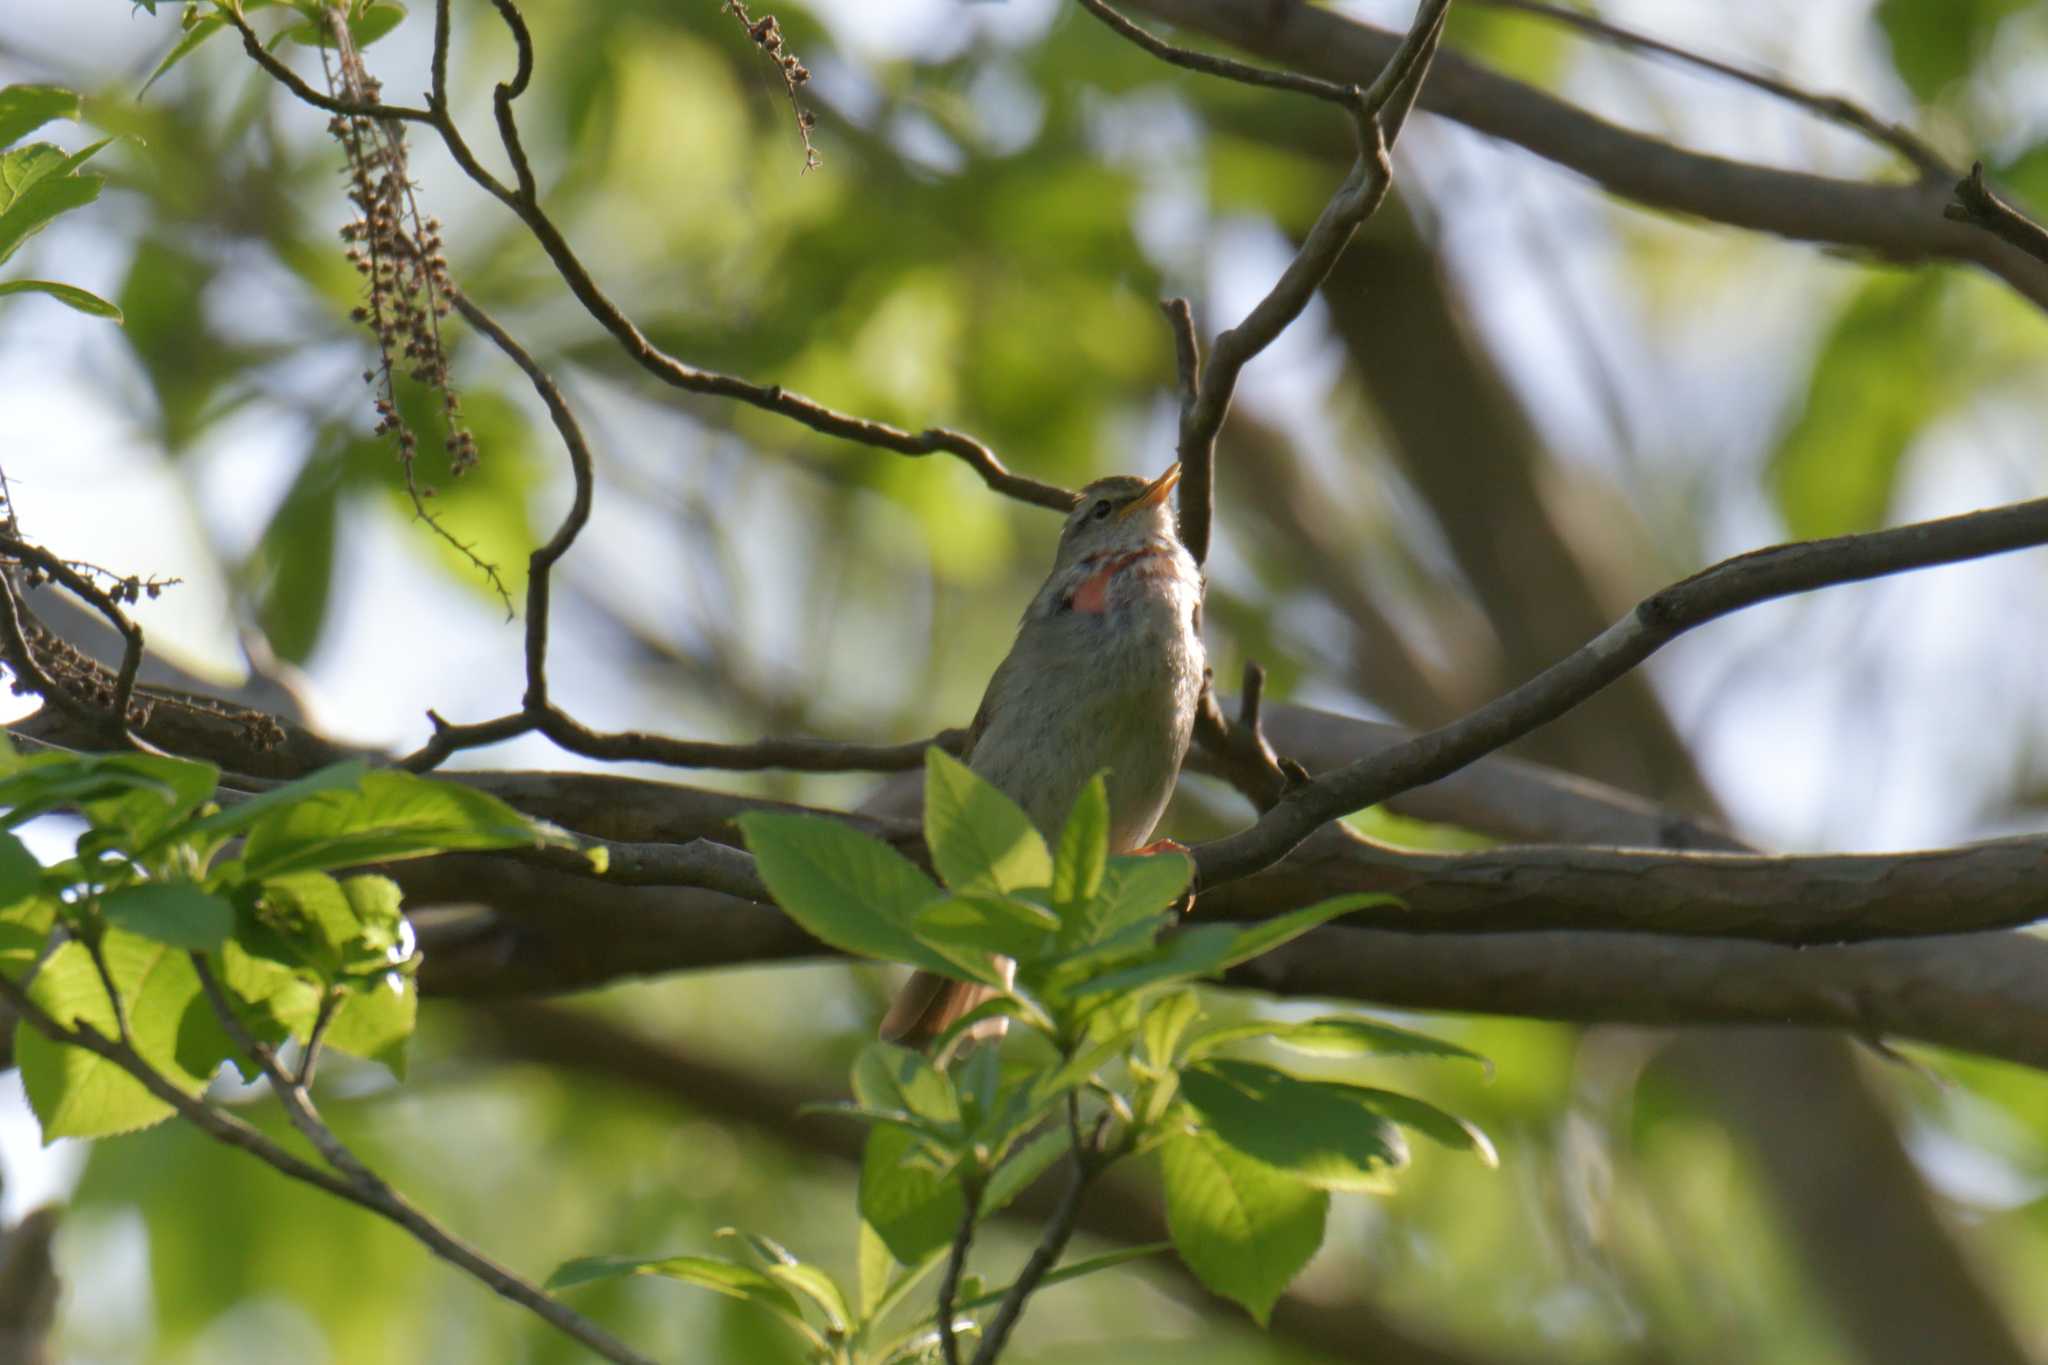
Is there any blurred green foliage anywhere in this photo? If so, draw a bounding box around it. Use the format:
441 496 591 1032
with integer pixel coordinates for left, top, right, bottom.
6 0 2048 1362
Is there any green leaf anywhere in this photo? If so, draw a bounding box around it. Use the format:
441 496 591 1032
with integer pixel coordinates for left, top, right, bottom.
99 882 234 951
852 1041 962 1129
1347 1087 1497 1167
857 1218 897 1321
1212 894 1397 970
1875 0 2029 103
173 760 368 847
911 894 1058 963
0 86 79 150
979 1128 1067 1219
1160 1127 1326 1324
0 894 54 978
1141 988 1201 1070
0 278 121 319
1055 850 1189 952
238 770 557 879
0 831 39 907
248 456 342 663
141 14 227 94
283 1 408 48
0 167 101 268
922 748 1051 896
953 1243 1170 1313
77 754 220 848
1263 1016 1491 1072
1073 924 1239 998
546 1255 806 1321
1770 271 1949 540
860 1125 967 1265
1049 773 1109 909
1180 1059 1405 1193
736 812 953 973
17 932 219 1140
725 1234 849 1334
318 973 416 1077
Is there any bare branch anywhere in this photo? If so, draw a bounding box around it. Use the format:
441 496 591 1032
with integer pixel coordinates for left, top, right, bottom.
1074 0 1362 106
184 956 658 1365
1192 493 2048 890
1122 0 2048 312
1474 0 1952 180
1159 0 1454 564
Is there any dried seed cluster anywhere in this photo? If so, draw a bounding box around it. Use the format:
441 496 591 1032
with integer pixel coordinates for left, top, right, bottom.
725 2 820 171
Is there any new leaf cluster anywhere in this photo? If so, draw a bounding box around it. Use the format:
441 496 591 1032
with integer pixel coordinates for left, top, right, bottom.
557 749 1494 1362
0 745 573 1139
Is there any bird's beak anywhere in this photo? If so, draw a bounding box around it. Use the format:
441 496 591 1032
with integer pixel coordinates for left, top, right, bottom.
1117 462 1182 520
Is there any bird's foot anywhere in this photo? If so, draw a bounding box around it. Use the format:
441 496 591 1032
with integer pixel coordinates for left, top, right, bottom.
1130 839 1196 916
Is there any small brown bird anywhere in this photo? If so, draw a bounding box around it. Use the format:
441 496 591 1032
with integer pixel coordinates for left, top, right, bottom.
881 464 1206 1046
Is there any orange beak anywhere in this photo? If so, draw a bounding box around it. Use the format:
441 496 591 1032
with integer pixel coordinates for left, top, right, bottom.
1117 463 1182 520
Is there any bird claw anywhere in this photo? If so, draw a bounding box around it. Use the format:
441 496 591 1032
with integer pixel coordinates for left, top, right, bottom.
1130 838 1196 916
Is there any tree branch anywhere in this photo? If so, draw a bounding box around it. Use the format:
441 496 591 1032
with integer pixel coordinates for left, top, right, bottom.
1193 494 2048 890
1122 0 2048 312
1946 162 2048 267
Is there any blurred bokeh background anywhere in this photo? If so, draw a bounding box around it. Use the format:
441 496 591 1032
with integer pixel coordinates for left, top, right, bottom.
5 0 2048 1360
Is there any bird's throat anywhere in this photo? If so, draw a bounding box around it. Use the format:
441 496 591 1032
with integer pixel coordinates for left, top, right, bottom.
1068 546 1174 615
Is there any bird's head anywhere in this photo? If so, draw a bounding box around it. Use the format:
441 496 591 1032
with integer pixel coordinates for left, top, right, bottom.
1050 463 1184 575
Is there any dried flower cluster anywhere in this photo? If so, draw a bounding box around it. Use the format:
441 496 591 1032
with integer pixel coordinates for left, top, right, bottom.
724 2 820 171
327 47 472 481
320 13 508 610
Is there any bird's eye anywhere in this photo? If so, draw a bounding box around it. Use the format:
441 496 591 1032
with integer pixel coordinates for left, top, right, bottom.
1090 499 1114 521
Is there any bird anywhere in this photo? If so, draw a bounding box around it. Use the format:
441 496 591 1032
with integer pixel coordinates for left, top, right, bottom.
880 463 1207 1047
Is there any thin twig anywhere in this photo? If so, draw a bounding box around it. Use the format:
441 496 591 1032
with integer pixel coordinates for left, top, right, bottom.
937 1176 983 1365
1474 0 1952 181
185 956 659 1365
970 1095 1104 1365
1142 0 1453 565
1947 162 2048 267
1075 0 1361 106
1193 491 2048 890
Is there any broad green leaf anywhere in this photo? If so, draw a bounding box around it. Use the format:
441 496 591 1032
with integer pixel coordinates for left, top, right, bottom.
1141 988 1201 1070
238 770 556 879
0 170 101 268
249 457 342 663
860 1125 967 1265
979 1128 1067 1219
1056 850 1189 952
0 831 38 906
1050 773 1109 908
1160 1127 1326 1324
912 894 1057 963
1212 893 1396 970
0 278 120 318
1348 1087 1497 1167
1265 1016 1491 1072
0 756 187 831
1875 0 2029 103
0 86 79 150
922 748 1051 896
17 931 219 1140
0 893 54 977
99 882 233 951
725 1234 850 1334
173 760 369 847
1180 1060 1405 1193
857 1218 897 1321
316 973 416 1078
852 1041 961 1129
1073 924 1239 998
76 754 219 848
737 812 953 973
546 1255 805 1322
1770 271 1949 540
